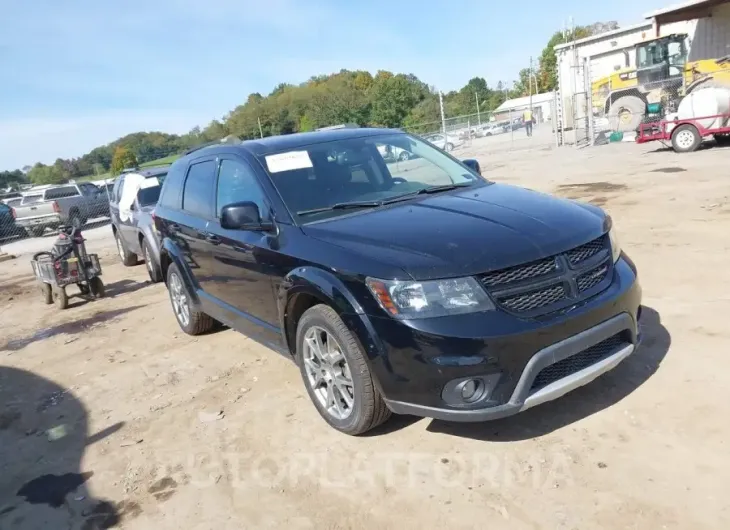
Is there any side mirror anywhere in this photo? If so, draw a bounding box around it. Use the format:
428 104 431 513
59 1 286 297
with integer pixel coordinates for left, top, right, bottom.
462 158 481 175
220 201 273 231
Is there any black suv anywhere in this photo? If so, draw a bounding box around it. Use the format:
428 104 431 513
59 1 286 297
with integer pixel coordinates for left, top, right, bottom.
154 128 642 435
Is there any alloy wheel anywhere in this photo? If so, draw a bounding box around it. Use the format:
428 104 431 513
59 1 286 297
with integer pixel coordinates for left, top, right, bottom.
169 272 190 327
302 326 354 420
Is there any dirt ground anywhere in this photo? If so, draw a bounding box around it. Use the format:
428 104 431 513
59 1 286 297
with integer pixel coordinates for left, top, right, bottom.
2 137 730 530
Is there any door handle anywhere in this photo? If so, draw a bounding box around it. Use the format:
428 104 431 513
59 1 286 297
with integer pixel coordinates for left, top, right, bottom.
205 233 221 245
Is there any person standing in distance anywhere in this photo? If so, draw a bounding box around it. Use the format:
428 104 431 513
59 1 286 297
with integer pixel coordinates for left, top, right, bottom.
523 108 533 137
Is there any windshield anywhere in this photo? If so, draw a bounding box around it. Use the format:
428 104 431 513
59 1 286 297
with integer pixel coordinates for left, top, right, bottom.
258 133 485 222
137 185 161 206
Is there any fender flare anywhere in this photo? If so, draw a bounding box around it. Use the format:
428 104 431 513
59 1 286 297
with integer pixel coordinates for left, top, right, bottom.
279 267 385 361
159 238 201 305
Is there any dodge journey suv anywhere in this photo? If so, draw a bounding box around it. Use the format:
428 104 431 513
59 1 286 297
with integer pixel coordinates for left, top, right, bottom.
154 128 642 435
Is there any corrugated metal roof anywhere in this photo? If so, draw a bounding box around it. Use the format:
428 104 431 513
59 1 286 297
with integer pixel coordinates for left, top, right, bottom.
553 22 652 51
644 0 728 19
494 92 555 112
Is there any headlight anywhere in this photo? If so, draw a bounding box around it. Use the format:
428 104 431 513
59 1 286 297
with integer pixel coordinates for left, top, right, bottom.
608 226 621 263
366 276 494 319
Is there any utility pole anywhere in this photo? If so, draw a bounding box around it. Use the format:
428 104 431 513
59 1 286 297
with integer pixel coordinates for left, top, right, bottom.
475 92 481 126
529 56 534 114
439 91 446 135
257 117 264 139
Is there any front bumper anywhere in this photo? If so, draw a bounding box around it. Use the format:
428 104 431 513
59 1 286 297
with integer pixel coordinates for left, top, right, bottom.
384 312 638 421
360 257 641 422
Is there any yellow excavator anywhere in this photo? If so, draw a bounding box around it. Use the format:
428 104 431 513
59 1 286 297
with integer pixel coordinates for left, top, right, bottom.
591 33 730 132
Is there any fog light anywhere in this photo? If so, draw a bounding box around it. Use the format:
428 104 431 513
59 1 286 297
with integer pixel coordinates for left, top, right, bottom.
461 379 479 401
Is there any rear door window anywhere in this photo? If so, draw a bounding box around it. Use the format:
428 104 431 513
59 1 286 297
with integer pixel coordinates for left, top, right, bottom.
21 194 43 205
182 160 217 218
45 186 79 200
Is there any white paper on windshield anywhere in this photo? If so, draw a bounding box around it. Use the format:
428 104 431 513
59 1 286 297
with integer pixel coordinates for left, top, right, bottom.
265 151 313 173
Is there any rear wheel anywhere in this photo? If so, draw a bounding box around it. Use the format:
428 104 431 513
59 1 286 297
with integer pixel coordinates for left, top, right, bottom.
166 262 214 335
114 229 137 266
672 124 702 153
296 304 391 435
142 238 162 283
446 142 454 151
608 95 645 133
397 150 411 161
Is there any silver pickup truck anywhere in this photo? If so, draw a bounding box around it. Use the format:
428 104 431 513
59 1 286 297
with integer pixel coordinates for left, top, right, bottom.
13 183 111 237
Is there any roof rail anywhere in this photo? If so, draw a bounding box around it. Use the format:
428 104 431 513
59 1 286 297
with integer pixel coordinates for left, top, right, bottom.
315 123 360 131
184 135 242 155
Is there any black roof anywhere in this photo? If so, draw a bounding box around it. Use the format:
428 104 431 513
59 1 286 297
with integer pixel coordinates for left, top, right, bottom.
180 127 403 160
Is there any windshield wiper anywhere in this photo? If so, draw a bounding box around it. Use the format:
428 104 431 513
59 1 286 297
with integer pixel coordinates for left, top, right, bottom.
382 182 473 204
297 201 383 217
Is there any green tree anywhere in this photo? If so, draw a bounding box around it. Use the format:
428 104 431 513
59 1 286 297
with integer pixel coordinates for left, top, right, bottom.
370 73 424 128
110 146 138 176
28 163 66 185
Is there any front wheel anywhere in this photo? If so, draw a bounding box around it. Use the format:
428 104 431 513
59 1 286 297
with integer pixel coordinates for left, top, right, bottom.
53 286 69 310
672 124 701 153
296 304 391 435
89 277 105 298
607 95 645 133
397 151 411 161
40 283 53 305
445 142 454 151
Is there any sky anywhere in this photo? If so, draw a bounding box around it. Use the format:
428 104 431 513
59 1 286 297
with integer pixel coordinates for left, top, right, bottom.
0 0 670 170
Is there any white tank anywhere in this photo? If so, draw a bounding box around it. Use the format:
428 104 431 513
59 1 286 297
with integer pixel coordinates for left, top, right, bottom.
677 87 730 130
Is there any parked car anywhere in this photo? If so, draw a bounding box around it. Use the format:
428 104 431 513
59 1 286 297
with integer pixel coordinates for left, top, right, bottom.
12 183 110 237
109 167 167 281
1 196 23 208
154 127 641 436
480 123 505 136
0 201 25 240
423 133 463 151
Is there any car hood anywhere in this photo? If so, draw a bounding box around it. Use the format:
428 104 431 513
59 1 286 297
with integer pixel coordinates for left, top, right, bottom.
302 183 609 280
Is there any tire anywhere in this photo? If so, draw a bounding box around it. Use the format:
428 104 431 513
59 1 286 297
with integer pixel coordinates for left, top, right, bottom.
40 283 53 305
53 286 69 310
296 304 391 435
142 238 162 283
607 95 645 133
89 277 105 298
166 262 214 335
397 151 411 161
446 143 454 151
671 124 702 153
114 229 137 266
